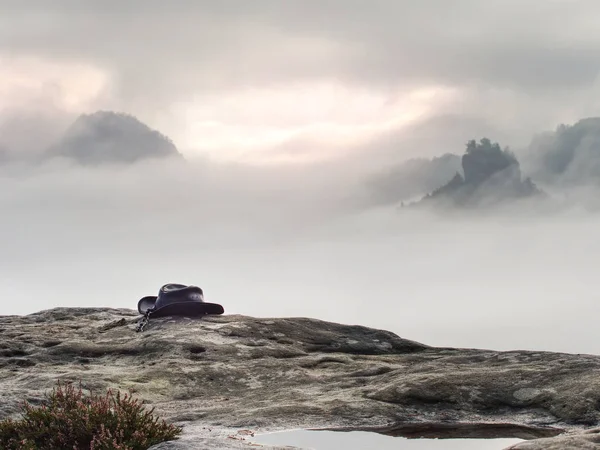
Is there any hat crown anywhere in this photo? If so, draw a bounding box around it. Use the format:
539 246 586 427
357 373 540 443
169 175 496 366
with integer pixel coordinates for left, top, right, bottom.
155 284 204 309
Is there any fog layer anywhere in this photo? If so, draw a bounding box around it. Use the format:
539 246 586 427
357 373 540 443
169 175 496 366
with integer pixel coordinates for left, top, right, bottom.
2 158 598 356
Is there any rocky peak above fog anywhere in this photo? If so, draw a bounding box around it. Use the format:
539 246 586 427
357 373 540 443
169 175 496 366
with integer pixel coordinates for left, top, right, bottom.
420 138 541 207
47 111 183 165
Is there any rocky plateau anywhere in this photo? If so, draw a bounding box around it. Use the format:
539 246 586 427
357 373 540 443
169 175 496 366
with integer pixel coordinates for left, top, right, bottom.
1 308 600 449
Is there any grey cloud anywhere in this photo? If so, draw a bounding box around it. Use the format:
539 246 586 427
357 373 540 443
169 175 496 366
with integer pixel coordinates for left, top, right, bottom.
3 0 600 110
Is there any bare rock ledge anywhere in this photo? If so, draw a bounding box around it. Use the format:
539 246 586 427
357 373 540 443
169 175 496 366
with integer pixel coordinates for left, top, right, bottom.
1 308 600 449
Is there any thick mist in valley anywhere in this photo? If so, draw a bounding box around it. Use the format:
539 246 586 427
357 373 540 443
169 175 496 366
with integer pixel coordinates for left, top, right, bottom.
3 141 600 356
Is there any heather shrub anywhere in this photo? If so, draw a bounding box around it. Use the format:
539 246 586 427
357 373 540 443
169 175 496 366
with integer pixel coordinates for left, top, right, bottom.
0 380 182 449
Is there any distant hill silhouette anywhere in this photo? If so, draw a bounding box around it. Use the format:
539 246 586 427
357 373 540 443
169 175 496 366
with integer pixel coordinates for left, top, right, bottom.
526 117 600 185
417 138 541 207
47 111 182 164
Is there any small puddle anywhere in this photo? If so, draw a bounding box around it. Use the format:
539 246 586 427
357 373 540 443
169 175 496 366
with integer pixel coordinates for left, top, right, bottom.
251 430 523 449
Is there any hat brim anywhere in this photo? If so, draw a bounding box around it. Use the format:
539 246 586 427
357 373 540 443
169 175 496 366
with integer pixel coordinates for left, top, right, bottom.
137 296 224 317
138 296 157 314
152 301 224 318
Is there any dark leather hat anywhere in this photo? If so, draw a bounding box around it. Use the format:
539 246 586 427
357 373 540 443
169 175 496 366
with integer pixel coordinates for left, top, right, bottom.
137 283 224 317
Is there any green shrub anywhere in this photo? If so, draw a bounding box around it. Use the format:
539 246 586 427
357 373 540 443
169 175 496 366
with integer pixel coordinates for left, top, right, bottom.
0 380 182 449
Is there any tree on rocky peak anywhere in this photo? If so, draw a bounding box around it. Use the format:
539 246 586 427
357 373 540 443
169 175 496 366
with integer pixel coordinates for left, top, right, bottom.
462 138 518 186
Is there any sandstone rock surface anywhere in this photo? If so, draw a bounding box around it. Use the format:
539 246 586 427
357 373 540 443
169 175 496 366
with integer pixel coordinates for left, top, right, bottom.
1 308 599 449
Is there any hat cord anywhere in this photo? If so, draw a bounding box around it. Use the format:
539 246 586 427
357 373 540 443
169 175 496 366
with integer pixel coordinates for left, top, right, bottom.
135 309 154 332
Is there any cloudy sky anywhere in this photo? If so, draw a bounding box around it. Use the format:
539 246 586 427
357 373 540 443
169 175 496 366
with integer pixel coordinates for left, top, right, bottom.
3 0 600 163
